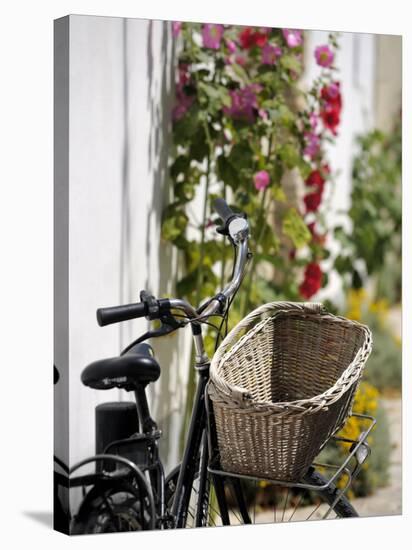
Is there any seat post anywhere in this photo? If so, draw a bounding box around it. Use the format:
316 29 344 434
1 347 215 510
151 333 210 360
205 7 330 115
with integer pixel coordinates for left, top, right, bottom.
134 385 158 434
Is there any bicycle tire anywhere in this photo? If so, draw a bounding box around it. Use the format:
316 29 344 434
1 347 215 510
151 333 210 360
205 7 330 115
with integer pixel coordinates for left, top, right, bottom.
71 478 155 534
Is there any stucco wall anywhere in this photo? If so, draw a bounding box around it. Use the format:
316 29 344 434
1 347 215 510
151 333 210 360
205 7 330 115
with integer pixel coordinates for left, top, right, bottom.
54 15 193 484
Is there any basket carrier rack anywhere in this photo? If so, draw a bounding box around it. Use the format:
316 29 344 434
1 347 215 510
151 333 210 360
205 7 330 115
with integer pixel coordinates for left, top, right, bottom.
206 390 376 519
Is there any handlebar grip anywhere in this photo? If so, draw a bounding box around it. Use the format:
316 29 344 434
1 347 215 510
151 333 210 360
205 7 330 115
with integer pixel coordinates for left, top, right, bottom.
213 198 235 224
96 302 147 327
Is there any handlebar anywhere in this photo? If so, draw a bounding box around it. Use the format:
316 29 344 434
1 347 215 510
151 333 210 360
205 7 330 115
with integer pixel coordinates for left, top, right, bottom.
96 198 250 327
214 197 236 225
97 302 147 327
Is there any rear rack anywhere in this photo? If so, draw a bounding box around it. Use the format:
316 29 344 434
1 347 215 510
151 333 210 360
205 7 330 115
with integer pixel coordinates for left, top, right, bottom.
208 412 376 518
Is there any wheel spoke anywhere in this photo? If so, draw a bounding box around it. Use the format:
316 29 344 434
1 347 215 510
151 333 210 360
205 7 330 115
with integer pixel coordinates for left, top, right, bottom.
287 491 304 522
281 488 290 522
306 500 323 521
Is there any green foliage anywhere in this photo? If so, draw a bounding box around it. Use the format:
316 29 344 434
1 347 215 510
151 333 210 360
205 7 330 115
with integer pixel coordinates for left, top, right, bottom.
334 120 402 302
362 313 402 391
282 208 312 249
166 24 341 315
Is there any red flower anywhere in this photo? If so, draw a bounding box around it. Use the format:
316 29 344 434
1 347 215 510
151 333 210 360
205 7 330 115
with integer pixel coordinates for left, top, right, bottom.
320 82 342 135
304 169 326 213
320 104 341 135
304 192 322 212
239 27 268 49
305 169 325 190
321 82 342 109
299 262 323 299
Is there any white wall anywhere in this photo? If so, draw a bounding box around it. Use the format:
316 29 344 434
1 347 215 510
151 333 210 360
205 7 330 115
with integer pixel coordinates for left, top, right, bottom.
303 30 377 306
58 15 192 478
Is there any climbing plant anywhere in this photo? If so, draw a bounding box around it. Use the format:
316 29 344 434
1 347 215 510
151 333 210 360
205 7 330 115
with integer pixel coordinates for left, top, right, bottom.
163 23 343 437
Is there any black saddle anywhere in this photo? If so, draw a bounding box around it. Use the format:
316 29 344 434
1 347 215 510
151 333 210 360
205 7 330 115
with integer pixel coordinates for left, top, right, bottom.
81 343 160 391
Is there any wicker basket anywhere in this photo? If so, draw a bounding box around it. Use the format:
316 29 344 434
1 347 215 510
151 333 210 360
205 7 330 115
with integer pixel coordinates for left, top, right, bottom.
208 301 373 482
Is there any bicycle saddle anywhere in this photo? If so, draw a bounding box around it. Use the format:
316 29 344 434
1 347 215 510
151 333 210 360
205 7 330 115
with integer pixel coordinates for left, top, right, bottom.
81 343 160 391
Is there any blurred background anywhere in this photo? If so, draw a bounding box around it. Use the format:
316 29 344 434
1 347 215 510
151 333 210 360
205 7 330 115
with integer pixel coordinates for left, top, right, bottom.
54 16 401 517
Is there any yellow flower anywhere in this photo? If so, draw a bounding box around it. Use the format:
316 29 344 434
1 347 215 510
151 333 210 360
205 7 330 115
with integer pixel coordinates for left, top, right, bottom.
346 288 367 320
336 382 380 451
369 298 389 327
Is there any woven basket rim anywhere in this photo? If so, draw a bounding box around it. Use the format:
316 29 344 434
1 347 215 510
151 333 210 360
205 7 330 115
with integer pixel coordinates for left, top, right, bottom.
210 301 373 415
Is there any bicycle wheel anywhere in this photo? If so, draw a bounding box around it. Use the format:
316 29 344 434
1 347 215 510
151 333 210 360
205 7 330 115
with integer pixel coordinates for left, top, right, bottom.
71 479 155 534
165 465 358 527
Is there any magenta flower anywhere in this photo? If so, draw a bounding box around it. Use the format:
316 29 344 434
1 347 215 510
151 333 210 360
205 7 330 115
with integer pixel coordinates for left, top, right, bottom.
261 43 282 65
172 81 194 121
315 44 334 67
172 21 182 38
309 112 319 130
323 81 340 99
254 170 270 191
202 24 224 49
226 39 237 53
172 93 194 121
282 29 303 48
303 132 321 159
223 84 261 122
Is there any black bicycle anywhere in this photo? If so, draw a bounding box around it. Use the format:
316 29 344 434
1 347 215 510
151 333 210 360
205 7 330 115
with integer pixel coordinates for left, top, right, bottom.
67 198 372 534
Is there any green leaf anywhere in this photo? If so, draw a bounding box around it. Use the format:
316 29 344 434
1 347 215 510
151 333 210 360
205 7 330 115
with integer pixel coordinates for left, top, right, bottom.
189 127 208 162
229 63 251 84
217 155 239 189
282 208 311 249
161 208 188 242
334 254 353 275
278 143 301 169
280 55 302 73
229 141 254 170
198 82 231 111
272 185 287 202
267 104 295 126
170 155 190 180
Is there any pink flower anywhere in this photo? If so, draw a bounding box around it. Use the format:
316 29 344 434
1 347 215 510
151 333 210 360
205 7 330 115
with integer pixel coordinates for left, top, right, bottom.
226 39 237 53
322 82 341 102
303 132 321 159
315 44 334 67
258 108 268 120
253 170 270 191
309 112 319 130
282 29 303 48
223 84 261 122
172 93 194 121
172 21 182 38
172 81 194 121
261 43 282 65
202 24 224 49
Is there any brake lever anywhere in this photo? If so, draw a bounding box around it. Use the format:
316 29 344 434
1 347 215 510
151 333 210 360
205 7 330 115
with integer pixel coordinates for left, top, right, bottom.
120 313 184 355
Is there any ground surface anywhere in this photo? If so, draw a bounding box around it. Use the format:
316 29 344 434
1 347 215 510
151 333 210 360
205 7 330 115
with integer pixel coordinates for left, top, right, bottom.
350 397 402 517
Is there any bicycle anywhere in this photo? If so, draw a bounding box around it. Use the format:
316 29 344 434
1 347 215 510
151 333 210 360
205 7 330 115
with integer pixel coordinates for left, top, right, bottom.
67 198 374 534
